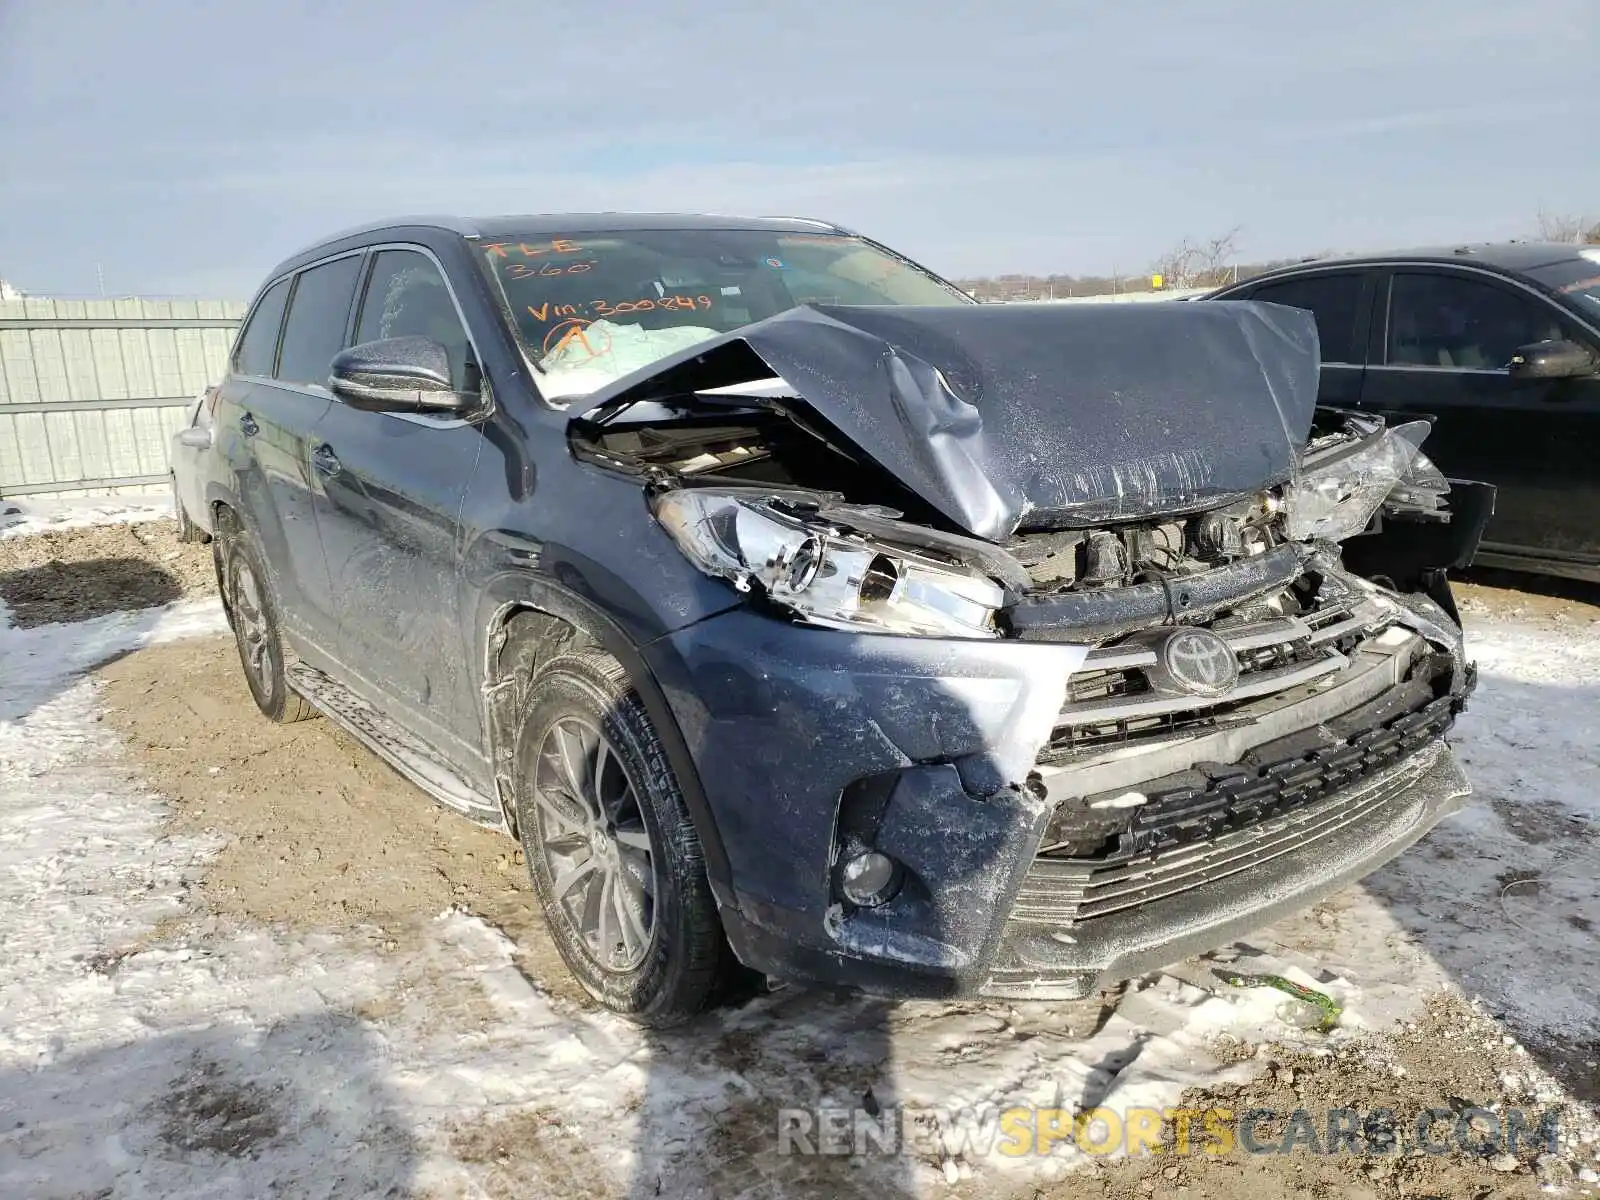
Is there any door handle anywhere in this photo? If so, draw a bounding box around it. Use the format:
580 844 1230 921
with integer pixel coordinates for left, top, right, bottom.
239 412 259 437
311 444 342 477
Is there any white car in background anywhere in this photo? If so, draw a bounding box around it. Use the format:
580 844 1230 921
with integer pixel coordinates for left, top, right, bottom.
169 386 216 543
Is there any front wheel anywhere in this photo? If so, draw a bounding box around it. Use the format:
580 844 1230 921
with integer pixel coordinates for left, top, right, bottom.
515 651 731 1026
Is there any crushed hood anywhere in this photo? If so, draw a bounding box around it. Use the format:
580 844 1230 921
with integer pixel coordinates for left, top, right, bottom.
575 300 1321 541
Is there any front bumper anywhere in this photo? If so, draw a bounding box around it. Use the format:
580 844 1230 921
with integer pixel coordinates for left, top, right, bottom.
645 595 1472 999
985 739 1468 998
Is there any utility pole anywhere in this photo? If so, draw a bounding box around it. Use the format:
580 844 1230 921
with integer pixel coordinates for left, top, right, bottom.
96 263 106 298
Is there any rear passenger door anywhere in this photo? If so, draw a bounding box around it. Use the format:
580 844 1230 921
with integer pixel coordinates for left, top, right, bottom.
218 256 361 647
1230 269 1374 407
1358 267 1600 566
310 246 487 767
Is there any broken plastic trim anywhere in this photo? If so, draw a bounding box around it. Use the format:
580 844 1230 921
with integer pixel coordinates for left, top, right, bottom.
1285 419 1449 543
650 486 1014 638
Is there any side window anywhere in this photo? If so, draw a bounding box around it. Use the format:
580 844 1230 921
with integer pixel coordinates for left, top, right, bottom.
1246 273 1364 364
355 249 474 391
232 278 290 377
276 256 363 387
1387 272 1565 370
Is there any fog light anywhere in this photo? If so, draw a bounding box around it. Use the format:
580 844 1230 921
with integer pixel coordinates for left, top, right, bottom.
840 850 900 907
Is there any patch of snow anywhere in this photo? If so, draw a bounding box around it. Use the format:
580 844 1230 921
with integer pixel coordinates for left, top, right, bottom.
1361 609 1600 1049
0 491 175 540
0 600 632 1196
0 597 228 720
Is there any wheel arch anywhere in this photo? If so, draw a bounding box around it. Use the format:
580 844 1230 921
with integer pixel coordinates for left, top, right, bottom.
209 499 242 626
479 586 733 899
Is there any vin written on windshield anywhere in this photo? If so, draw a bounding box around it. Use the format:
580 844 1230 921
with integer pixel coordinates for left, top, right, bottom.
474 229 968 400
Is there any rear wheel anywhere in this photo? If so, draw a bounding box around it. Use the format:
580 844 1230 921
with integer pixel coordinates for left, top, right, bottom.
221 531 316 724
515 651 730 1026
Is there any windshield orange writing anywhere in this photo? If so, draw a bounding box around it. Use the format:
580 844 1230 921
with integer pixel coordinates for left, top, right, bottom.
542 318 614 359
591 295 712 317
526 295 713 324
483 238 587 259
505 260 595 280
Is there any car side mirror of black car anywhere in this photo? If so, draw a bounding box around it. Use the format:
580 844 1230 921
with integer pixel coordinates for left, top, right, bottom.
328 337 478 415
1507 339 1597 380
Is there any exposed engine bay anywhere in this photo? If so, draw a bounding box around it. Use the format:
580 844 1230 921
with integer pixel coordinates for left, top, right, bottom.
574 396 1488 642
578 400 1293 591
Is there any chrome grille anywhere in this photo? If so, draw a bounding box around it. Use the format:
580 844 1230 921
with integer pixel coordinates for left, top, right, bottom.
1043 591 1392 763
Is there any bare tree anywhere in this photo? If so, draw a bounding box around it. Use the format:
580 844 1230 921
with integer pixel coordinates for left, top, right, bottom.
1151 227 1244 289
1535 210 1600 244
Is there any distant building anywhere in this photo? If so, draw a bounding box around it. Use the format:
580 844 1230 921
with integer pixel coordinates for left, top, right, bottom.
0 278 22 301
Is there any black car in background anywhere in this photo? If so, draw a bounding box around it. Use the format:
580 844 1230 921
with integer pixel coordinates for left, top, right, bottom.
1207 243 1600 583
206 214 1483 1025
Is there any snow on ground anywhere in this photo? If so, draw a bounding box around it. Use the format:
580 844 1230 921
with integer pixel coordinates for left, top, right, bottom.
0 492 175 540
0 582 1595 1196
1365 600 1600 1059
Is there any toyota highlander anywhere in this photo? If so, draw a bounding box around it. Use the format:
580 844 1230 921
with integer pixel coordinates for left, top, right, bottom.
205 214 1490 1025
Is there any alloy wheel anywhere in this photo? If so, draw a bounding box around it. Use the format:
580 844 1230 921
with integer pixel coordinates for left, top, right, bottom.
531 716 657 972
229 554 275 703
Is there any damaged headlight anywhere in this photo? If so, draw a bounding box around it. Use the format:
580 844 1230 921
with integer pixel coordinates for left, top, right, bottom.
652 489 1005 638
1284 420 1448 543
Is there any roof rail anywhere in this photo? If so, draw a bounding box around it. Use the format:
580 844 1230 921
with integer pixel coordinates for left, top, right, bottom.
757 215 846 231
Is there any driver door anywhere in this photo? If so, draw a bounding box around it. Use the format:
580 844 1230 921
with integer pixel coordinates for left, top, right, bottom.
310 247 486 766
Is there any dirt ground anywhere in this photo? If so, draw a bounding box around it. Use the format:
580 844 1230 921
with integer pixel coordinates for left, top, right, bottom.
95 635 589 1008
1084 993 1597 1199
7 518 1597 1198
0 517 216 627
1453 565 1600 624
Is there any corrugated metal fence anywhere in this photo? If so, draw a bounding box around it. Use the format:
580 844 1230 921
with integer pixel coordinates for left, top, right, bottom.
0 297 245 496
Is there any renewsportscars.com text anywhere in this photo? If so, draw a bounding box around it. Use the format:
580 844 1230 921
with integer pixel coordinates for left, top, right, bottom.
777 1103 1561 1159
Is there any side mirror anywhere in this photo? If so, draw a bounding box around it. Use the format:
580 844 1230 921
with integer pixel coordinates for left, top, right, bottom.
1508 339 1596 380
328 336 477 415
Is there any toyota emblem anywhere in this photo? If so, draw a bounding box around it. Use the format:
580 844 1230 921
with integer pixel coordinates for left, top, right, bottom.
1159 629 1240 697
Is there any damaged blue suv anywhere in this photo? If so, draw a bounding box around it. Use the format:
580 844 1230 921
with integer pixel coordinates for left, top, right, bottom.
209 214 1491 1024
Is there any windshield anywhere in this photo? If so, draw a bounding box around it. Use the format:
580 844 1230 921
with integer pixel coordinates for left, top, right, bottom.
474 229 970 401
1529 253 1600 323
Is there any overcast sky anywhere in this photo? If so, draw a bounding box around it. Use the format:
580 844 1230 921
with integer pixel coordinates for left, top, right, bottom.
2 0 1597 298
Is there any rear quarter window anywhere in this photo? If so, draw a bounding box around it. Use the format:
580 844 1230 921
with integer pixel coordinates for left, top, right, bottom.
232 278 290 377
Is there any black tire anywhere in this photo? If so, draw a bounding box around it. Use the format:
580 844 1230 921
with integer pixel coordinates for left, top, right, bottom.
172 476 207 544
514 650 731 1026
220 529 316 724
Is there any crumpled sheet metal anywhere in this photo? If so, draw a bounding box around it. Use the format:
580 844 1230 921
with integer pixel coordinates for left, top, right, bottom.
578 300 1321 541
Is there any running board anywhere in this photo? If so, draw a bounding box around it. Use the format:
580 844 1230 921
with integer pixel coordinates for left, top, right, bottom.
285 662 506 831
